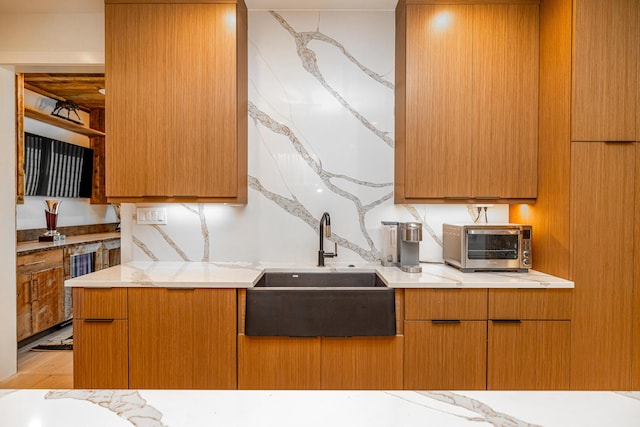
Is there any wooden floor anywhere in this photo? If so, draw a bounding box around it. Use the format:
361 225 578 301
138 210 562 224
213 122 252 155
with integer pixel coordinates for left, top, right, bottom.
0 331 73 389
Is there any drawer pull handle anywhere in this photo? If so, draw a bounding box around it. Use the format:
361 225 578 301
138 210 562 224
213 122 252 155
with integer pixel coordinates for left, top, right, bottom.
23 260 46 266
491 319 522 324
167 287 195 291
444 196 471 200
604 140 634 144
84 319 115 323
432 320 461 324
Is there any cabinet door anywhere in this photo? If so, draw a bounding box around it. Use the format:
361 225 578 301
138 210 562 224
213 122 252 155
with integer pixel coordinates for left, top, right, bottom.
488 320 570 390
570 142 635 389
404 321 486 390
16 273 32 341
169 3 238 198
73 319 129 389
237 335 321 390
403 4 473 199
105 3 172 197
633 144 640 389
472 4 538 199
128 288 236 389
31 267 64 335
321 336 403 390
572 0 638 141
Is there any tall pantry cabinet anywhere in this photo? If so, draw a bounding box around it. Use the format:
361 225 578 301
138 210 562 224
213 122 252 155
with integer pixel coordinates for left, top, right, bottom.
511 0 639 390
105 0 247 203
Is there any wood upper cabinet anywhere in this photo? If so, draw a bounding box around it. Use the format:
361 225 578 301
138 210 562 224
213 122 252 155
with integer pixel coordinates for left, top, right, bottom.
571 0 639 142
128 288 237 389
570 142 636 390
396 2 538 203
105 1 247 203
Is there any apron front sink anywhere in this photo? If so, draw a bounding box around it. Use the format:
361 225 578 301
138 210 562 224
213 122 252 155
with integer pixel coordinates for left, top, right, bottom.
245 271 396 337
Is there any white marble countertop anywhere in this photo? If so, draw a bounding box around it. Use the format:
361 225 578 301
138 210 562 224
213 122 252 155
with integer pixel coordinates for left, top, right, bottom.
0 389 637 427
65 261 573 289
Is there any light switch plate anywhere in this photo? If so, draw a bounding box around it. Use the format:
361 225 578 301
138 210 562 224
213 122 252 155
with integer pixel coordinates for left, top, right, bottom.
136 207 168 225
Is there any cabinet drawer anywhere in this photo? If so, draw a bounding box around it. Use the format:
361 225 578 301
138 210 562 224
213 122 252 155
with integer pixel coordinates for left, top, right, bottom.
73 287 127 319
405 289 487 320
489 289 572 320
17 249 63 273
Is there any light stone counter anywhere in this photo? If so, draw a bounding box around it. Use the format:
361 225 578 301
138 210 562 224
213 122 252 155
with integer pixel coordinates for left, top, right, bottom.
65 261 573 289
0 389 637 427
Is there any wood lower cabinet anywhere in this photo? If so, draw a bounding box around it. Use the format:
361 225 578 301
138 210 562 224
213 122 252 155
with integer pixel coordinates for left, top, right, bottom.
405 321 486 390
488 320 570 390
404 289 487 390
128 288 236 389
237 335 321 390
321 336 403 390
17 249 65 341
73 288 128 389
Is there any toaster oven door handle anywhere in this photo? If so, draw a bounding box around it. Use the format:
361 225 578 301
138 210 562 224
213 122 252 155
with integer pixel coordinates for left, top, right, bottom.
467 229 520 235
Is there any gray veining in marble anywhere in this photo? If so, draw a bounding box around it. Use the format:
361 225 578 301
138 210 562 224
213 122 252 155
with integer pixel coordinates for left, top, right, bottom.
413 392 541 427
249 175 379 261
403 204 443 247
151 224 189 262
46 390 167 427
133 235 159 262
182 204 210 262
269 10 394 147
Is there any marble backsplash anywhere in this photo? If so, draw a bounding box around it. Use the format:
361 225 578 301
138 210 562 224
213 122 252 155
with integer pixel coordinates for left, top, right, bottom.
121 10 508 265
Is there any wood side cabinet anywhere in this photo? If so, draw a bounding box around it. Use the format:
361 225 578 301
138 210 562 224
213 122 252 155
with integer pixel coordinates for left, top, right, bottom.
17 249 65 341
395 2 538 203
404 289 487 390
571 0 639 141
105 0 247 203
73 287 129 389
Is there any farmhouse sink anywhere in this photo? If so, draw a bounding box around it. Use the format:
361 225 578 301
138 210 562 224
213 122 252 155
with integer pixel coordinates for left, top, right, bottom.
245 271 396 337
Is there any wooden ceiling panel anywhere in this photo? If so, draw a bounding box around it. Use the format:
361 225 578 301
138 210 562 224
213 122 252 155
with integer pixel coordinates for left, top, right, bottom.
24 73 105 110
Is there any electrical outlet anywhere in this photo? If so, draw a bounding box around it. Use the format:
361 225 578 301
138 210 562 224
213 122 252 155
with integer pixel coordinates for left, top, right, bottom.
137 207 168 225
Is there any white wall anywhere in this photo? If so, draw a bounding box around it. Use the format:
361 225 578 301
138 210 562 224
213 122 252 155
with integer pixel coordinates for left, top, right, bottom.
0 66 17 380
0 12 104 69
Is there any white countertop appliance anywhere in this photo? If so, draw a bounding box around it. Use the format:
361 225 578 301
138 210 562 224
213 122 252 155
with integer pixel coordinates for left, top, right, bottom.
443 223 532 272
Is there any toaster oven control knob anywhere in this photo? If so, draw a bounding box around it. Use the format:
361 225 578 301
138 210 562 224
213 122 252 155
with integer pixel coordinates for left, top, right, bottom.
523 259 531 267
523 250 530 258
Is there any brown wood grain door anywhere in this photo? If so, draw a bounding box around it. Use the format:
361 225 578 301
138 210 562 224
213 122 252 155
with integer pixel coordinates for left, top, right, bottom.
488 320 570 390
404 320 486 390
472 3 539 199
128 288 236 389
16 272 33 341
403 4 473 199
321 336 403 390
571 0 639 141
73 319 129 389
31 267 64 335
570 142 635 389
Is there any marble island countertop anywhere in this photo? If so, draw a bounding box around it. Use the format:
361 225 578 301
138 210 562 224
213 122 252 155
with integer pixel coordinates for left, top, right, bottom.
1 389 638 427
65 261 573 289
